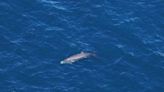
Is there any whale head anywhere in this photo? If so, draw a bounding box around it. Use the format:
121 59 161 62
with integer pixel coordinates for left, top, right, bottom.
60 61 65 64
60 60 74 64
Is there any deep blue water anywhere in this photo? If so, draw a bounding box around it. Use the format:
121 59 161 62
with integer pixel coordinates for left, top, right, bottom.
0 0 164 92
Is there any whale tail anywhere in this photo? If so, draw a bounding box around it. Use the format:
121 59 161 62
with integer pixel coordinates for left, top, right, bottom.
83 51 97 57
90 51 96 57
91 53 96 57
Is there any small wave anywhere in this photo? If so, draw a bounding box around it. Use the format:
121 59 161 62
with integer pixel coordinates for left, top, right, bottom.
39 0 67 11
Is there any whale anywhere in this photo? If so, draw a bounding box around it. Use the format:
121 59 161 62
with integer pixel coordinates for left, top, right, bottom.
60 51 95 64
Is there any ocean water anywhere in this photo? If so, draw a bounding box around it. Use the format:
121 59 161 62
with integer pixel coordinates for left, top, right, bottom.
0 0 164 92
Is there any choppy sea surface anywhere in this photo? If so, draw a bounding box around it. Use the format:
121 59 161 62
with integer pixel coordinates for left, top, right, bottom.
0 0 164 92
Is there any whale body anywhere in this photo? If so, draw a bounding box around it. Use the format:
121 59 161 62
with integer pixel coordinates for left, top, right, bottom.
60 52 95 64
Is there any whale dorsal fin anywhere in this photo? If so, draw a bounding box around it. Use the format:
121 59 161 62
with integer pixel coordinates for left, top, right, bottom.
80 51 84 54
